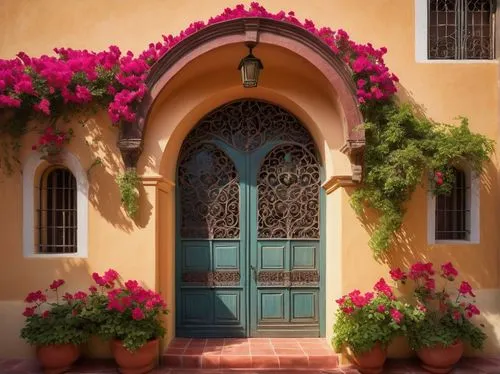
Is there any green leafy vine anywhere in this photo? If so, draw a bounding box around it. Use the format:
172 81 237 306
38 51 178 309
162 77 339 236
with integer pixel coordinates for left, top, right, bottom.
352 101 494 258
116 169 140 218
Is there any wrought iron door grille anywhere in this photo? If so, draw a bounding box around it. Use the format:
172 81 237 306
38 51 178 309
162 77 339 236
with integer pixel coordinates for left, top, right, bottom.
37 168 77 253
435 168 470 240
428 0 495 59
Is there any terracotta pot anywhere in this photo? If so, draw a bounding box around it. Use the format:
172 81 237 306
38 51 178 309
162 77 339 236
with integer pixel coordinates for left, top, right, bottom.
110 339 159 374
349 343 387 374
35 344 80 374
416 340 464 373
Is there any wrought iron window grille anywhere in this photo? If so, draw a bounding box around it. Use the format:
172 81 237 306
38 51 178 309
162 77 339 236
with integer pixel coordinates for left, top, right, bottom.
428 0 496 59
37 167 77 254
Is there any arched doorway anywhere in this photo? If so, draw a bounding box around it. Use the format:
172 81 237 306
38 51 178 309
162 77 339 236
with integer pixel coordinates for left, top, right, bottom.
176 99 324 338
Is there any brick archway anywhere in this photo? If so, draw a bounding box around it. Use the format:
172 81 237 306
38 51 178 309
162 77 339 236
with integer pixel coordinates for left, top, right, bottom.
118 17 365 180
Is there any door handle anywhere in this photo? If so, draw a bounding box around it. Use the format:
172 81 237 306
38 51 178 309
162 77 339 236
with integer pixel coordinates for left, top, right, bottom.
250 265 257 281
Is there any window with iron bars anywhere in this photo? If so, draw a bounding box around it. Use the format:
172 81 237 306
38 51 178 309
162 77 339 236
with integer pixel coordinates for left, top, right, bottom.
435 168 470 241
428 0 496 59
37 167 77 254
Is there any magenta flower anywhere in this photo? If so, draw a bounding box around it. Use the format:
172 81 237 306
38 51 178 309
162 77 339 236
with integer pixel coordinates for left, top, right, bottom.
132 307 145 321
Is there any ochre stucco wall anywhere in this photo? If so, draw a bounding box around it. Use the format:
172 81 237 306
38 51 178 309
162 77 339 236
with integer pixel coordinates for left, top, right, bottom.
0 0 498 358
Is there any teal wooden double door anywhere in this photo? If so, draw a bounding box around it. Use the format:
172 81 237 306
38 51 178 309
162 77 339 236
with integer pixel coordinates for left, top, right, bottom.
176 100 323 337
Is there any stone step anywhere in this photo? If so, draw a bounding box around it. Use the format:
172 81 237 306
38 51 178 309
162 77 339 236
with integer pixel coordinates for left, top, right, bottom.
162 338 339 370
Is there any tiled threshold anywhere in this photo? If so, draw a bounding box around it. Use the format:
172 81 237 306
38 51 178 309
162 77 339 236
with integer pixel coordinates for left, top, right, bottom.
1 338 500 373
162 338 338 369
2 357 500 373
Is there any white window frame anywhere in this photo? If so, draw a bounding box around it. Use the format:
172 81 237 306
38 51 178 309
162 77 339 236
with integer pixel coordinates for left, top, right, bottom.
23 151 89 258
415 0 498 63
427 168 480 244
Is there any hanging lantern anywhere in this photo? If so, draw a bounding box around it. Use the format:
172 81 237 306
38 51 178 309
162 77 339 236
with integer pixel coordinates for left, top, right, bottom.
238 44 263 88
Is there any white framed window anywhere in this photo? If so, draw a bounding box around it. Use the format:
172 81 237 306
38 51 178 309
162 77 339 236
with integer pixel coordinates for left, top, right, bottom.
427 167 480 244
23 151 88 258
415 0 496 62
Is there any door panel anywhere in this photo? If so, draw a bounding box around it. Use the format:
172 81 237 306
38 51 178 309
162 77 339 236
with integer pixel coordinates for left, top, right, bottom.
176 100 323 338
176 141 246 337
250 142 321 337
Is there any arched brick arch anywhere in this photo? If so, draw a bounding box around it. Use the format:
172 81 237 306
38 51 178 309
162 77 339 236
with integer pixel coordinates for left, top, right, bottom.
118 17 365 181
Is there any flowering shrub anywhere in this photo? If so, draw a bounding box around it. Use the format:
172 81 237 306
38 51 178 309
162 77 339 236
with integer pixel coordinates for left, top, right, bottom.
20 279 89 346
390 262 487 350
0 3 494 255
80 269 168 352
332 277 411 354
0 2 396 155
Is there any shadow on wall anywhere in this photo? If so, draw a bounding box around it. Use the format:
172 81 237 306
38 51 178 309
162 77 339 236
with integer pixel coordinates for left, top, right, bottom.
342 81 500 355
83 112 134 232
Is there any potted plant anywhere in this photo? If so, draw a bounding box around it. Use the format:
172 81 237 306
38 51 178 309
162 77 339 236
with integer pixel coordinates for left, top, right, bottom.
390 262 487 374
20 279 89 374
333 278 411 374
32 126 73 163
81 269 168 374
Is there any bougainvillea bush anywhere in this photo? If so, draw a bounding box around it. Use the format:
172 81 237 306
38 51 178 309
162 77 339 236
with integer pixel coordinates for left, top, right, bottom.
0 3 494 252
332 278 413 354
390 262 487 350
80 269 168 352
20 279 89 346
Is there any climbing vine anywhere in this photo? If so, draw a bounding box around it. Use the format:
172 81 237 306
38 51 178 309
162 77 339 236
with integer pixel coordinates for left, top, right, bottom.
116 169 140 218
0 3 494 247
352 102 494 257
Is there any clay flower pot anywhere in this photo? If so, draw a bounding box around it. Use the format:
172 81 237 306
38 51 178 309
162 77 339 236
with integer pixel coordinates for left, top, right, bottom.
110 339 159 374
35 344 80 374
348 343 387 374
416 340 464 373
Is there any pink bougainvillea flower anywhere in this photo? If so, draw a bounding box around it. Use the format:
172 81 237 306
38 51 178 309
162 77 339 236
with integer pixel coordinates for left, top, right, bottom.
89 285 98 294
49 279 65 290
63 292 74 301
125 280 139 291
377 304 386 313
389 268 407 282
459 281 476 297
41 311 50 319
34 98 51 115
132 307 145 320
452 310 462 321
441 262 458 280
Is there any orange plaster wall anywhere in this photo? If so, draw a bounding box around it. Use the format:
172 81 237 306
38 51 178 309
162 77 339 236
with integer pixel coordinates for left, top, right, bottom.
0 0 498 358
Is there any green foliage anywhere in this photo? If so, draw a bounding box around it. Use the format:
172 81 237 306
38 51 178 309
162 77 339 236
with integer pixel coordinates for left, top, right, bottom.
393 261 487 351
332 294 411 354
81 289 167 352
407 311 487 351
20 300 89 346
116 169 140 218
352 102 494 257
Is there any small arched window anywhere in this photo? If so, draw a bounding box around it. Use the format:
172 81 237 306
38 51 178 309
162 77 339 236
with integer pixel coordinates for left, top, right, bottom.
37 167 77 254
428 0 496 59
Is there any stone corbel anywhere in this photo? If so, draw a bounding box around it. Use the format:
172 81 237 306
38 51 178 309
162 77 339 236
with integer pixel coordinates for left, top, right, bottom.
340 139 365 183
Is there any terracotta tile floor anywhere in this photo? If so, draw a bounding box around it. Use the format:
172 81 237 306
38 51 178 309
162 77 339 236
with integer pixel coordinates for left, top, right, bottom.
162 338 338 369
